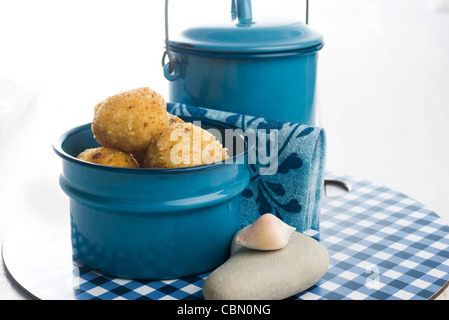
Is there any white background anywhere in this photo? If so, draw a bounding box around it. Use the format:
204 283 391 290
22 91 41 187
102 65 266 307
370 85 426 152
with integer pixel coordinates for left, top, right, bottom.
0 0 448 299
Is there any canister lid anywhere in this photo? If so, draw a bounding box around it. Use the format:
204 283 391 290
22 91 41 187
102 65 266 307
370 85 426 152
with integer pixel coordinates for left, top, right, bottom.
170 19 323 54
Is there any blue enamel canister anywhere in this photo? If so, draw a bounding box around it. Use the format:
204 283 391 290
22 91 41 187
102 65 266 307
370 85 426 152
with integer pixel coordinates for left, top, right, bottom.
163 0 324 125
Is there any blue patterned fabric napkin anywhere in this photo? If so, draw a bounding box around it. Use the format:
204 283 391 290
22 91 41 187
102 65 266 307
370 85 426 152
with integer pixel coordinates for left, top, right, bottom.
167 103 326 232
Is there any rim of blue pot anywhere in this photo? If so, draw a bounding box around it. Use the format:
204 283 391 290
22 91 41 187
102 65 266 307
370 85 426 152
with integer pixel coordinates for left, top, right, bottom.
53 117 251 174
169 42 324 59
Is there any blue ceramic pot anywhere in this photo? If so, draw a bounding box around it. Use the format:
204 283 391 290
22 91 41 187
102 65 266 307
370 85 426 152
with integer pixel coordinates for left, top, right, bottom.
163 0 324 125
53 118 250 280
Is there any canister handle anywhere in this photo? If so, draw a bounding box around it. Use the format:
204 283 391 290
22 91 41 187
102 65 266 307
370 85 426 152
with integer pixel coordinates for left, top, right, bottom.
306 0 309 24
162 0 178 81
162 0 310 81
231 0 309 24
231 0 253 25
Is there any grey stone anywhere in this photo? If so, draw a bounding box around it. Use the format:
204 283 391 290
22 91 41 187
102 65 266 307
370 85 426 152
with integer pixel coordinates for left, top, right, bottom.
202 227 330 300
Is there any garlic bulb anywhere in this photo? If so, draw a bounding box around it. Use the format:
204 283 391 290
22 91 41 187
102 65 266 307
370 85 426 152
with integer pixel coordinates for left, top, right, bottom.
236 213 296 251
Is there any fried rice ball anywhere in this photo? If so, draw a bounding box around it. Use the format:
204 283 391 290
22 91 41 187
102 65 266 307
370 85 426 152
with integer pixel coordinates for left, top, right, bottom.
168 114 184 125
93 100 104 115
92 87 170 155
77 147 140 168
144 122 229 169
128 115 185 166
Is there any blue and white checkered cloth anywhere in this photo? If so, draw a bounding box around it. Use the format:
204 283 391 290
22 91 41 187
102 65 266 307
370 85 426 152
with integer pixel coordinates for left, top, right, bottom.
7 173 449 300
69 173 449 300
166 103 326 232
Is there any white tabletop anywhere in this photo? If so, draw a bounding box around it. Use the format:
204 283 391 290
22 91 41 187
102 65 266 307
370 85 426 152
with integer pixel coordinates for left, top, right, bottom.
1 0 448 300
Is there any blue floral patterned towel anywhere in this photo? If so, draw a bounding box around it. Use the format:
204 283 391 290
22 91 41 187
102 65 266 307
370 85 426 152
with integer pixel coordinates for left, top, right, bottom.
167 103 326 232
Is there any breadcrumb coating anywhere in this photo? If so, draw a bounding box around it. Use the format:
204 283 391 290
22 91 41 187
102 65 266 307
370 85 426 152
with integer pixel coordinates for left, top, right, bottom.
92 87 169 155
77 147 140 168
168 114 185 125
144 122 229 169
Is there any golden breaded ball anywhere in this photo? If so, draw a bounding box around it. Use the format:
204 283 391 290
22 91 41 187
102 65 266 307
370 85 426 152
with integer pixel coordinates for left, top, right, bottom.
168 114 184 125
144 122 229 168
94 100 104 115
137 114 183 167
131 115 184 164
77 147 140 168
92 87 170 155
